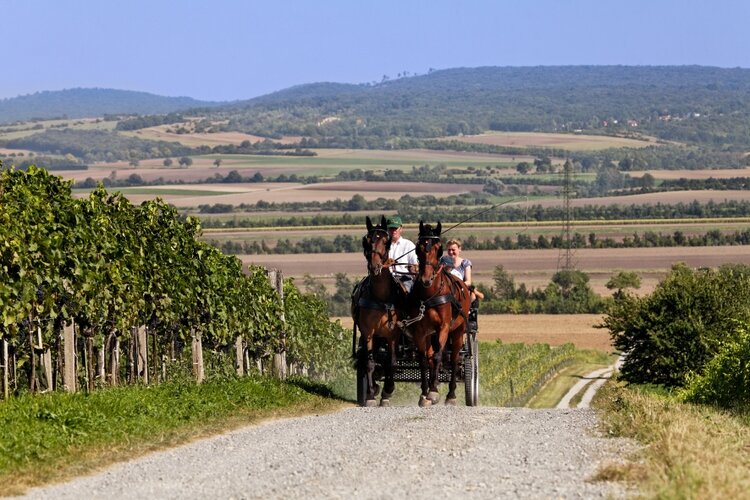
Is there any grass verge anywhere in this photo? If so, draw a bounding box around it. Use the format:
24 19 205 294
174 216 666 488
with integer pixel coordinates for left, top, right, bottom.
594 382 750 498
0 376 349 496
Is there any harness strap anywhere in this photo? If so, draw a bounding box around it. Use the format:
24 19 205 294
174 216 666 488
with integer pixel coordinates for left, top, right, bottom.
357 297 397 330
422 293 453 309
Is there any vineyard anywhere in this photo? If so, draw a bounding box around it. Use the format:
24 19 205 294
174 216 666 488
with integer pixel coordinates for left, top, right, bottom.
0 163 348 399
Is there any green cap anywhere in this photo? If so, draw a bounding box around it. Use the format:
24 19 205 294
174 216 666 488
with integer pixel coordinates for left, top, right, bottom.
386 215 402 228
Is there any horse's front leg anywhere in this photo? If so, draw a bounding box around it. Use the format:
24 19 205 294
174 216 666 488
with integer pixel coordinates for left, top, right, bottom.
427 331 444 405
415 330 433 407
380 336 397 407
361 332 380 407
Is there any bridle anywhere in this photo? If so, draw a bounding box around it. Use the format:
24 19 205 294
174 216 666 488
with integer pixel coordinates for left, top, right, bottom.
364 228 390 276
416 235 443 287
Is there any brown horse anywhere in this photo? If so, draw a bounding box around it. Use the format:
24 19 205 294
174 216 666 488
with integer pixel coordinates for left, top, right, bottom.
411 221 471 407
351 215 401 407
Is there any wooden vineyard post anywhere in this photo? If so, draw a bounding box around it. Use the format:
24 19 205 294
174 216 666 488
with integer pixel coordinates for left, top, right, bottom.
267 268 287 379
35 326 53 392
41 346 53 392
110 335 120 386
84 336 95 392
235 336 245 376
62 320 76 392
191 329 204 383
1 337 8 399
135 325 148 384
97 341 105 385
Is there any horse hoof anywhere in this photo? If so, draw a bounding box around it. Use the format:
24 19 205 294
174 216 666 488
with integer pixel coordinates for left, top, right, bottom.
418 395 432 408
445 398 457 406
365 399 378 407
428 391 440 404
380 399 391 407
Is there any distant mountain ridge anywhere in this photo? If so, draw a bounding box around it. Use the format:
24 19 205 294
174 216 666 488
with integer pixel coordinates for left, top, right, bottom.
5 66 750 151
0 88 223 124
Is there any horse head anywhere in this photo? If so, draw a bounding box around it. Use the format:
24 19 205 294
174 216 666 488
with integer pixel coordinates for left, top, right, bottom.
363 215 391 276
416 220 443 287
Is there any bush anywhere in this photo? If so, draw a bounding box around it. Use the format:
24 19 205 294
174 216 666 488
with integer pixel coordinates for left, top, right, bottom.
604 263 750 387
680 324 750 408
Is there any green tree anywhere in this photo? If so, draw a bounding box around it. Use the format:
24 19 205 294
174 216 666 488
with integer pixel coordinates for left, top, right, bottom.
606 271 642 299
492 265 515 300
515 162 531 175
604 263 750 387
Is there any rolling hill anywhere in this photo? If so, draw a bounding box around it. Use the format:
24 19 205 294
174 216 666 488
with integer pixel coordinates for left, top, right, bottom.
0 88 222 124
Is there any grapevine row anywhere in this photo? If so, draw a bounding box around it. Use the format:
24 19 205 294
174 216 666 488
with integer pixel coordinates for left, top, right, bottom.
1 164 341 397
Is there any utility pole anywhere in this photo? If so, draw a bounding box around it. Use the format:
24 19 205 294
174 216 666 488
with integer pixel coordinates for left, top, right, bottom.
557 159 577 272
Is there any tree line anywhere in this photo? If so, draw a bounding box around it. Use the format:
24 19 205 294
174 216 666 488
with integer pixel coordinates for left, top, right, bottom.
206 227 750 257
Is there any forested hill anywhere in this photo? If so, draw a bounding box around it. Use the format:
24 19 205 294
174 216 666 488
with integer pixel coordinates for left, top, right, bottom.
5 66 750 150
0 88 221 124
217 65 750 150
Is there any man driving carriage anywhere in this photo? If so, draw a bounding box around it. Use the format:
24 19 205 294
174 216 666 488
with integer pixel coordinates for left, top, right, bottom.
385 215 419 294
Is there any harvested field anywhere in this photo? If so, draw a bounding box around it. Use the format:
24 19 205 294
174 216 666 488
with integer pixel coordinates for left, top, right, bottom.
68 178 748 207
124 126 303 147
334 314 613 352
242 246 750 297
77 180 484 205
56 147 522 185
640 167 750 179
519 189 750 208
443 131 656 150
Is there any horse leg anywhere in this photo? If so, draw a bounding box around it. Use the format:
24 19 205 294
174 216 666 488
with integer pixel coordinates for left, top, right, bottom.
417 349 432 407
360 331 379 407
380 337 396 407
427 347 442 405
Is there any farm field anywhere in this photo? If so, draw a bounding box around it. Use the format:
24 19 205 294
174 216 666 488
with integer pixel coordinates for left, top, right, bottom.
79 180 486 205
333 314 613 352
122 125 302 147
642 167 750 179
68 177 750 208
203 219 750 241
242 245 750 297
443 131 658 150
55 147 522 184
530 189 750 208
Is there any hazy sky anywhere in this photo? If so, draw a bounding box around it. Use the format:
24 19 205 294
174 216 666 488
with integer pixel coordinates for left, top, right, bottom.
4 0 749 102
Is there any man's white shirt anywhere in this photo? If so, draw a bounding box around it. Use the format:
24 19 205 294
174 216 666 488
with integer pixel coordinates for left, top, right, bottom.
388 237 418 277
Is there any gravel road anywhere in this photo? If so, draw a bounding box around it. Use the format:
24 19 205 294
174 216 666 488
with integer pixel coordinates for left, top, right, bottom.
21 406 635 499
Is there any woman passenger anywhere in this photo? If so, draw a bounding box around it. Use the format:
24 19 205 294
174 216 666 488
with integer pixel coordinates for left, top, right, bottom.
440 239 483 332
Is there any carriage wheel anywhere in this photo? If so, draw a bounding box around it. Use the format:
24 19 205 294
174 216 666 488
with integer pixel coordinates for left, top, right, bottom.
464 332 479 406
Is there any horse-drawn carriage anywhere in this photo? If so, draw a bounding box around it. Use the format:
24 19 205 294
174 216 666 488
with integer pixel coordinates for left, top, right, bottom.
351 216 479 407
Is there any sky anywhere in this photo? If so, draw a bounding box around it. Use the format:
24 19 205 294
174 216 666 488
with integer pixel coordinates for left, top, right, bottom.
4 0 750 102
